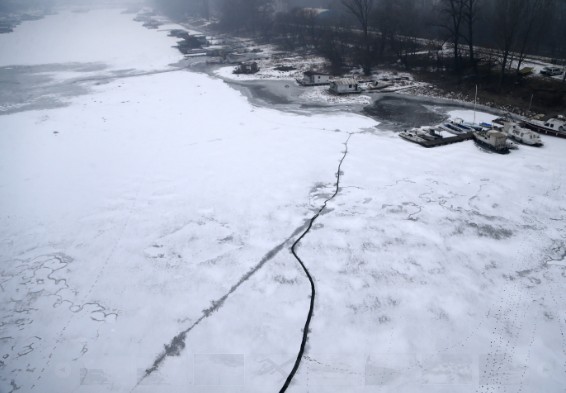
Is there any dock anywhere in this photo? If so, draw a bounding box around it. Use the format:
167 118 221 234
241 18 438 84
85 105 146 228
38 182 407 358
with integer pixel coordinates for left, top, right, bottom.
403 132 473 148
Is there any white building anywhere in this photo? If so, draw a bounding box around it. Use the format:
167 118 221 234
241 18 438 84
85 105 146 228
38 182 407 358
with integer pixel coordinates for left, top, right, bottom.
329 79 362 94
298 71 330 86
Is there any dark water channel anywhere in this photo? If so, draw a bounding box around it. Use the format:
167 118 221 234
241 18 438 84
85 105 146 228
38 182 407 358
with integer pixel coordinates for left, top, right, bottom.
364 96 449 130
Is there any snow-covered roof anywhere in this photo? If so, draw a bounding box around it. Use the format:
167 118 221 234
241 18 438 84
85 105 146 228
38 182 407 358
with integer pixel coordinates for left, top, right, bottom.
304 70 328 76
331 79 358 86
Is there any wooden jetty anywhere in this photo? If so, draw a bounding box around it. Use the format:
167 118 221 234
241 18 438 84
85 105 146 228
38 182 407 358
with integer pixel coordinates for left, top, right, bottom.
402 132 474 148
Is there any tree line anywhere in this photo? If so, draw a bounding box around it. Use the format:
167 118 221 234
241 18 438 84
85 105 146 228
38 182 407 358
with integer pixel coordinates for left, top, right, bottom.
153 0 566 81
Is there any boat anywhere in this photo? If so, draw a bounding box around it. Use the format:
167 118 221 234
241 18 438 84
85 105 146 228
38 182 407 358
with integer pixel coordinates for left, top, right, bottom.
506 140 519 150
492 117 508 126
399 130 427 145
414 127 444 141
502 122 543 146
472 130 510 153
400 127 473 148
461 122 486 131
522 116 566 138
450 118 474 132
439 122 468 135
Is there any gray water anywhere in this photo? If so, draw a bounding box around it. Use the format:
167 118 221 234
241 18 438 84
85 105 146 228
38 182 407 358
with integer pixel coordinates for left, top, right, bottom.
0 63 104 115
364 96 449 130
1 54 498 131
0 61 192 116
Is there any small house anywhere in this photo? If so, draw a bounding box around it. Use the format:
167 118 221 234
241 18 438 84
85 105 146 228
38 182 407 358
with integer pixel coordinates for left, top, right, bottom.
298 71 330 86
234 62 259 75
329 79 362 95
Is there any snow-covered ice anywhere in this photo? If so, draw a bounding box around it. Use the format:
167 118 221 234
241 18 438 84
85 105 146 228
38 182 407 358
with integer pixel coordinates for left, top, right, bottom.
0 10 181 70
1 8 565 393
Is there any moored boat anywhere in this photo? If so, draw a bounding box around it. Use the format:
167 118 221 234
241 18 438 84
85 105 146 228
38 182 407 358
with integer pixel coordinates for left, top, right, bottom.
473 129 510 154
523 116 566 138
502 122 543 146
439 122 467 135
414 127 443 141
461 122 486 131
450 118 474 132
399 130 427 144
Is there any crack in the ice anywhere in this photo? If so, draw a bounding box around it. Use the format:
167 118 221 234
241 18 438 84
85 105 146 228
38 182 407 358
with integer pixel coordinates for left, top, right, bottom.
278 133 352 393
135 223 308 388
135 134 353 392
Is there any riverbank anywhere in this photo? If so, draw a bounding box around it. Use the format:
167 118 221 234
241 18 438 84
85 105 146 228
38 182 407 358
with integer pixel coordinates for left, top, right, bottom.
2 8 566 393
407 68 566 118
176 16 565 122
171 22 522 131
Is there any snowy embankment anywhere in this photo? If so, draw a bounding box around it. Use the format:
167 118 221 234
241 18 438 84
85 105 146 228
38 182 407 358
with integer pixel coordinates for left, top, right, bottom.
1 8 566 393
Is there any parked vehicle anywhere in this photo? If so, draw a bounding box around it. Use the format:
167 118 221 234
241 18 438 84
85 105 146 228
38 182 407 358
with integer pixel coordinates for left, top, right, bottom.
540 66 564 76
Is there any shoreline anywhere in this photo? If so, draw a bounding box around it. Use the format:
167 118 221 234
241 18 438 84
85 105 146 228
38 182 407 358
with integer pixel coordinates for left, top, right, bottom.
194 61 507 131
176 15 564 122
174 22 514 130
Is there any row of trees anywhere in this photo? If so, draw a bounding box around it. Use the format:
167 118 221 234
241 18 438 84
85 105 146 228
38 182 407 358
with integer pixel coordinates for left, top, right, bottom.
437 0 559 85
337 0 565 81
153 0 566 81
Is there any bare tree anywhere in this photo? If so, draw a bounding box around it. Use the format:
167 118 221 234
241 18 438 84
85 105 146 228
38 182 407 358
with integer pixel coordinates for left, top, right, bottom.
515 0 555 72
439 0 466 72
462 0 481 72
201 0 210 19
341 0 374 74
493 0 527 88
219 0 274 35
373 0 402 58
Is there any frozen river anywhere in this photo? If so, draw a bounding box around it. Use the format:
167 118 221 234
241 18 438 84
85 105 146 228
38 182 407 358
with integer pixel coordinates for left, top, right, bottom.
1 8 565 393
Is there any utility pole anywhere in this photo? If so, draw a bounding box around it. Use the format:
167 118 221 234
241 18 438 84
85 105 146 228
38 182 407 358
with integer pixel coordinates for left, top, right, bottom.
473 84 478 123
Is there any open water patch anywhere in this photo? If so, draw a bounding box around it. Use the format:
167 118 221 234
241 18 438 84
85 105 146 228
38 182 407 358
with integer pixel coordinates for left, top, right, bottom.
0 62 108 115
364 96 448 130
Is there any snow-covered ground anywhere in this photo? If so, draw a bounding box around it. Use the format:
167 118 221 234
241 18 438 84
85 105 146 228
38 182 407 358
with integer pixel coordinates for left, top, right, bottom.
214 50 327 83
1 8 566 393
